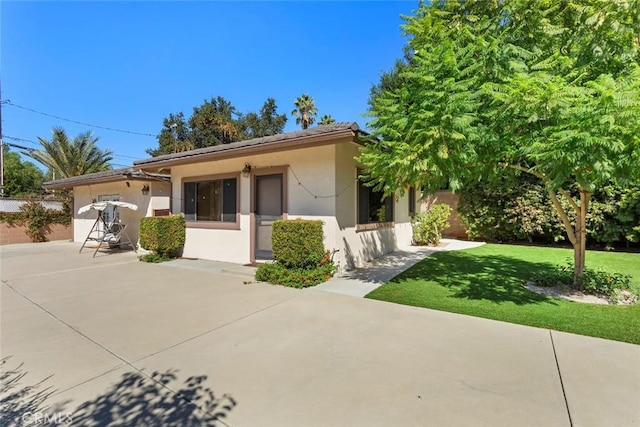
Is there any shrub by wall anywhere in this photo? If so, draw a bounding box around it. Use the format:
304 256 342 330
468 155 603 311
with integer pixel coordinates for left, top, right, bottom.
257 219 336 288
411 203 452 246
139 214 186 258
271 219 325 268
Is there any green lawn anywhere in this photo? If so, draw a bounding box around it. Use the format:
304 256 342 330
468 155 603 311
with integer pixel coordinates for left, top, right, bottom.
366 244 640 344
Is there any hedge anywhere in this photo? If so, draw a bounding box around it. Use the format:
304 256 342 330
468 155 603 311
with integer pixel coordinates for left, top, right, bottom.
139 214 186 257
271 219 325 268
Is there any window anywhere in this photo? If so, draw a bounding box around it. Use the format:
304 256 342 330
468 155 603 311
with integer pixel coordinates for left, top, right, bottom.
183 177 237 223
408 186 416 216
98 194 120 225
358 178 393 224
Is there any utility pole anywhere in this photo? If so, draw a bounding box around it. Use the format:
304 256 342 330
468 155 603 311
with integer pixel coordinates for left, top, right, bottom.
1 79 4 198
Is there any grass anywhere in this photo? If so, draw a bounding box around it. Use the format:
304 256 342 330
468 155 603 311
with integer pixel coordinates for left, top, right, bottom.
365 244 640 344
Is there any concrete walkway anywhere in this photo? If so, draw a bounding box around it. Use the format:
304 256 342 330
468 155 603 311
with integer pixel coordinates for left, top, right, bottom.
316 238 486 297
1 241 638 426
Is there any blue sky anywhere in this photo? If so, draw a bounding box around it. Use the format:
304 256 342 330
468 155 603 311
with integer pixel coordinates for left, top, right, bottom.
1 1 415 169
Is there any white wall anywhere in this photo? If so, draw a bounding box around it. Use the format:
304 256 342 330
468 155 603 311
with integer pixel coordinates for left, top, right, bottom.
73 180 171 246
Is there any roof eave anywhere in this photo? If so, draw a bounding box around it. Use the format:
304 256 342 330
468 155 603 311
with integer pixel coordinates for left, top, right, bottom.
135 128 361 170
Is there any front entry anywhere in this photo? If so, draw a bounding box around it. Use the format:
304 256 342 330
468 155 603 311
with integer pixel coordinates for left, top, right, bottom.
254 173 283 260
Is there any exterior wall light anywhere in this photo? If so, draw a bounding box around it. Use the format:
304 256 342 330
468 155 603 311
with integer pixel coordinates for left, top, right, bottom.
242 163 252 178
141 184 150 195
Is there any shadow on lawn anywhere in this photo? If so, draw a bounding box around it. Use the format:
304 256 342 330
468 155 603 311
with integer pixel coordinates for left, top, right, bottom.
0 356 236 426
393 251 561 306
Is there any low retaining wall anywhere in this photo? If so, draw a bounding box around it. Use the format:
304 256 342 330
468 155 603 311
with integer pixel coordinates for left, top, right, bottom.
0 223 72 245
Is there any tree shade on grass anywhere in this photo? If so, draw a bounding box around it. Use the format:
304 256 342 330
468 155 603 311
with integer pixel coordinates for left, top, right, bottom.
366 244 640 344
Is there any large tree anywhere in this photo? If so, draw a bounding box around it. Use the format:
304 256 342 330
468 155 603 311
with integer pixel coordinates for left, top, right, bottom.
1 145 45 196
29 127 113 179
291 94 318 129
360 0 640 286
148 97 288 156
239 98 288 138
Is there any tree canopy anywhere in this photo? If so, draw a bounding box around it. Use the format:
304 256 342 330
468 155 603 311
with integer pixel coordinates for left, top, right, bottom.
147 97 287 157
318 114 336 125
29 127 113 179
360 0 640 284
292 94 318 129
1 145 45 196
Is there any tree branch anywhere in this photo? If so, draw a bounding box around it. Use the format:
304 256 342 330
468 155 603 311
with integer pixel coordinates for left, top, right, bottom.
558 187 580 213
548 191 577 246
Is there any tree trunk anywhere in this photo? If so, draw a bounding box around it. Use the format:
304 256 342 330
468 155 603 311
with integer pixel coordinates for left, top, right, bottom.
573 190 591 289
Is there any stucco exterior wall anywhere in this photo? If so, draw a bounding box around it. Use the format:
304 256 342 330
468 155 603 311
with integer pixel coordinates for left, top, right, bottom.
72 180 171 245
421 190 467 238
165 139 414 269
332 142 413 270
170 144 338 264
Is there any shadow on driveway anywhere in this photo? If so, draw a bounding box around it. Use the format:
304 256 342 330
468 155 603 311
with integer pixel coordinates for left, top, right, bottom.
0 357 236 427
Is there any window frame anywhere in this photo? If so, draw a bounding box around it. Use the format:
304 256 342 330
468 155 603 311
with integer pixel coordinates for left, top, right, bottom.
356 170 394 231
181 173 241 230
408 186 416 217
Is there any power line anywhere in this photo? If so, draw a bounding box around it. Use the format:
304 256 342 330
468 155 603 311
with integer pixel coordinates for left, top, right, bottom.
2 134 144 161
4 101 157 137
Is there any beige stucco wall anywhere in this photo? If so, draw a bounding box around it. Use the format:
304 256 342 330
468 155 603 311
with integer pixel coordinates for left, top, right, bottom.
165 139 414 269
170 144 338 264
73 180 171 246
332 142 413 270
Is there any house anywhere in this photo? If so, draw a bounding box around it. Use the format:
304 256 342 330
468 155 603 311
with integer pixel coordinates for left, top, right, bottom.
43 168 171 246
133 122 417 270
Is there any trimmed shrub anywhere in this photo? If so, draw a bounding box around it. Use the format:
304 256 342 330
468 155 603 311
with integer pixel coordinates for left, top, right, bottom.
411 203 452 246
255 261 337 289
272 219 325 268
139 214 186 258
257 218 336 287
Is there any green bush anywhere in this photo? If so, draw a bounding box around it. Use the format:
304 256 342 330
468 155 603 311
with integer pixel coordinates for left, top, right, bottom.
411 203 452 246
138 253 170 263
272 219 325 268
458 173 640 247
257 219 336 287
531 262 632 299
255 261 337 288
139 214 186 258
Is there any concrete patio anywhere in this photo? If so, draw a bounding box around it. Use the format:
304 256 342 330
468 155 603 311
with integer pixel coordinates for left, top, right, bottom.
1 241 638 426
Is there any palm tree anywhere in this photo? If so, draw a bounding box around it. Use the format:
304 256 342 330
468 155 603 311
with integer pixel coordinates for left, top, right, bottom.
291 94 318 129
29 127 113 179
318 114 336 125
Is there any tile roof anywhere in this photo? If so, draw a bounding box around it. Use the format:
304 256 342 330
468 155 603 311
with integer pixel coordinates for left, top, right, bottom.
134 122 364 167
43 167 169 189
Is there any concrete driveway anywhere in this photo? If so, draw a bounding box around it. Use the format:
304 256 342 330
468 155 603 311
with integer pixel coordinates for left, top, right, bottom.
1 242 638 426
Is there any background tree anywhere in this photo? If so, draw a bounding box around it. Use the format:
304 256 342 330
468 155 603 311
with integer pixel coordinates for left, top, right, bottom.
149 97 288 156
29 127 113 179
318 114 336 125
239 98 287 138
360 0 640 286
1 145 45 196
147 112 192 157
291 94 317 129
189 96 240 148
